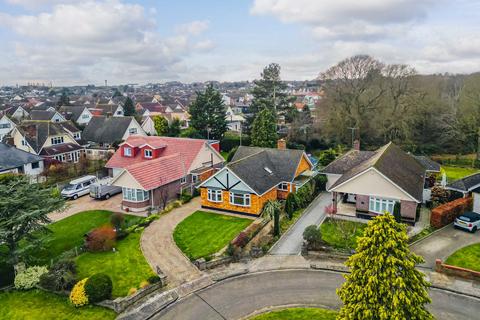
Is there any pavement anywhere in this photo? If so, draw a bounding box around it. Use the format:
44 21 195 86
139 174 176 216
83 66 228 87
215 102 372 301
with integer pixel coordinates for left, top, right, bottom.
269 192 331 255
410 224 480 268
153 268 480 320
140 197 203 287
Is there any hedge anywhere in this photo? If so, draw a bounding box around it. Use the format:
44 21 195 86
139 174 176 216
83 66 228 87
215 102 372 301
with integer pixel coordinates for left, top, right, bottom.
430 197 473 228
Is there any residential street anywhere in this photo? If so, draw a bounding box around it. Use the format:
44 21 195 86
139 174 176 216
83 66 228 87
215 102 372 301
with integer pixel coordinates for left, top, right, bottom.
411 224 480 269
154 269 480 320
269 192 331 255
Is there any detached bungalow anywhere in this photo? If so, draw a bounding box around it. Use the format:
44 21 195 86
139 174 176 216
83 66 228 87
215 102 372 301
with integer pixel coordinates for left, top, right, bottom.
0 142 44 180
198 140 315 216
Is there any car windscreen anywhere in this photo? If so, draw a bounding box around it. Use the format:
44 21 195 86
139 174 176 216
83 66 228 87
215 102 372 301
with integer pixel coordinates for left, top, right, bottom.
458 216 472 222
63 184 76 191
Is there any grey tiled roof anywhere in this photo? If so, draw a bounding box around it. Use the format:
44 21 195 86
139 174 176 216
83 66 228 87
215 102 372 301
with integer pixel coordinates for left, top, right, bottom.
414 155 441 172
322 150 375 174
0 142 43 171
446 173 480 193
82 116 133 144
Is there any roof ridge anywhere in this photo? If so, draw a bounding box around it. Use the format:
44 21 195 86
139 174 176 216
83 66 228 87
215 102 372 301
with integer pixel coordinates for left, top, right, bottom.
228 148 265 166
125 152 181 170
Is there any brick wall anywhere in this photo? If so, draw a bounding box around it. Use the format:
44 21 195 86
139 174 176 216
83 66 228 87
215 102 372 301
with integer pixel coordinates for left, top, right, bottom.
401 200 417 220
356 194 369 212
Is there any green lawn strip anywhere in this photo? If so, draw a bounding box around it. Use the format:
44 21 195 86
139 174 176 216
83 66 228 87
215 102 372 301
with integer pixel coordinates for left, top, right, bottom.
173 211 252 260
26 210 142 266
441 166 479 182
220 151 229 161
76 231 155 297
445 243 480 272
320 218 367 250
280 209 304 234
249 307 337 320
408 226 436 244
0 290 116 320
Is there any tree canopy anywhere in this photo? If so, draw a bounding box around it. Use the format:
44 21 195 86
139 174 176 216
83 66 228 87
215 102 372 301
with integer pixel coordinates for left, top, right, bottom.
152 115 168 136
251 108 277 148
123 97 135 116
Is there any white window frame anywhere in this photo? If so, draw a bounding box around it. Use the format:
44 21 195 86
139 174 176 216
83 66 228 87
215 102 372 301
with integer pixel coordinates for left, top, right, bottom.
51 136 64 145
229 192 251 207
144 149 153 158
122 187 149 202
180 176 187 184
73 132 81 140
278 182 289 191
207 189 222 202
129 127 137 134
124 147 132 157
81 114 89 119
192 174 199 183
369 197 396 214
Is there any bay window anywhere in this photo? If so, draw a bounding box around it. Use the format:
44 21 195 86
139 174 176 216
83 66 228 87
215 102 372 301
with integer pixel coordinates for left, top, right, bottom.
369 197 396 214
207 189 222 202
229 192 251 207
122 187 149 202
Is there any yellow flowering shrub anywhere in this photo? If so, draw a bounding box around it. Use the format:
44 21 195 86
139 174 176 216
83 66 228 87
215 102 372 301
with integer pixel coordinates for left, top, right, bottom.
139 281 149 289
128 287 138 296
70 278 89 307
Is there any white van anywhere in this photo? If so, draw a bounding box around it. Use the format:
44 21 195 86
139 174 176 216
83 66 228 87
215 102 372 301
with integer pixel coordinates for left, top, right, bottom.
61 175 98 200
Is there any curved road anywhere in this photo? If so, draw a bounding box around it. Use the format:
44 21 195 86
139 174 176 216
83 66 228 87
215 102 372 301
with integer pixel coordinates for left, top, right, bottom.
153 269 480 320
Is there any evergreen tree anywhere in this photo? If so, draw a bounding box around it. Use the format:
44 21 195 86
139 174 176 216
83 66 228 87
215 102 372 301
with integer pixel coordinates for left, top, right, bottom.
112 89 122 98
251 108 277 148
261 200 282 237
285 193 297 220
337 213 433 320
189 84 227 140
152 115 168 136
58 91 70 106
123 97 135 116
167 118 181 137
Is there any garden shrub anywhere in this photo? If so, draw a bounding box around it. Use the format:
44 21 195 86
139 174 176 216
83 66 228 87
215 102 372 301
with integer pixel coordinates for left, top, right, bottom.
285 193 298 219
147 275 161 284
227 146 238 162
313 174 327 195
430 197 473 228
180 193 193 204
128 287 137 296
70 278 89 307
39 259 77 292
110 212 125 231
14 266 48 290
232 231 249 248
139 281 149 289
303 225 322 250
318 149 337 166
296 183 313 208
84 273 112 303
85 225 116 252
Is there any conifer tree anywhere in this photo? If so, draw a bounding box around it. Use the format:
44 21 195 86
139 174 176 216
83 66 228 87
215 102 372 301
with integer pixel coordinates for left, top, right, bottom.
251 108 277 148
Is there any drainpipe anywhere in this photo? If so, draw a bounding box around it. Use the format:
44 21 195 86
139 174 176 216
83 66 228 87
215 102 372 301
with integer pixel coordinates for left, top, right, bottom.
151 189 154 214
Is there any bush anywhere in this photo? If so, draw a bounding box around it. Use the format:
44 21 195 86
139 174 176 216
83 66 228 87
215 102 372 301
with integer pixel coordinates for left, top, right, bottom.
430 197 473 228
313 174 327 194
227 146 238 162
139 281 149 289
110 212 125 231
147 275 161 284
232 232 249 248
39 259 77 292
84 273 112 303
285 193 298 219
303 225 322 249
14 266 49 290
85 225 116 252
296 183 313 208
180 193 193 204
70 278 89 307
318 148 337 166
128 287 138 296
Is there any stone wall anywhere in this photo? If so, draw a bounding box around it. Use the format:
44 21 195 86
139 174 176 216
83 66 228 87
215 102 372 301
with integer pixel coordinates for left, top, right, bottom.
435 259 480 281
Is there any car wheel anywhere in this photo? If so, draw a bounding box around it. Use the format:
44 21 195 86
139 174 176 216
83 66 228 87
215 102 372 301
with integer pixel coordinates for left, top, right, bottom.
105 194 110 200
472 226 478 233
73 194 78 200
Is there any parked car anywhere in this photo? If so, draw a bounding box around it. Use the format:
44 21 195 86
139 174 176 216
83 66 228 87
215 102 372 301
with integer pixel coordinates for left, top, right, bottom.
454 211 480 232
90 178 122 200
61 175 98 200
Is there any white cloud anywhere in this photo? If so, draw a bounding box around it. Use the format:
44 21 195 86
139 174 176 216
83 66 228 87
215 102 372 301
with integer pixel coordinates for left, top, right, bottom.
176 20 210 36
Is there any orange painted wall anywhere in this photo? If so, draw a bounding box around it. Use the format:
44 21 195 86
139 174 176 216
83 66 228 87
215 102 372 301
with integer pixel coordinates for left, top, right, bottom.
295 154 312 177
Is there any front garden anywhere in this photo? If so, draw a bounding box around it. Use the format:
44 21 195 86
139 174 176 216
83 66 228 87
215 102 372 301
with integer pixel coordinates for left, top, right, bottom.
319 218 367 251
441 165 479 182
249 307 337 320
445 243 480 272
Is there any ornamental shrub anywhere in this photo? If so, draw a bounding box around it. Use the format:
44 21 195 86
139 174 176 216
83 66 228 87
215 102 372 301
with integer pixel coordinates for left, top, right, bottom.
85 225 116 252
39 259 77 292
70 278 89 307
148 275 161 284
232 231 249 248
139 281 150 289
285 193 298 219
303 225 322 250
14 266 48 290
110 212 125 231
128 287 138 296
84 273 112 303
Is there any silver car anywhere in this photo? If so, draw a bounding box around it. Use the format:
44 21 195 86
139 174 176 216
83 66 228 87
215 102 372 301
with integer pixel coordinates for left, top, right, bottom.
454 212 480 233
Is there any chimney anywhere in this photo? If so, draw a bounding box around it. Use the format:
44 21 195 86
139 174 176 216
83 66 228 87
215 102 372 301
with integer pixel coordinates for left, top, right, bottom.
277 138 286 150
353 139 360 151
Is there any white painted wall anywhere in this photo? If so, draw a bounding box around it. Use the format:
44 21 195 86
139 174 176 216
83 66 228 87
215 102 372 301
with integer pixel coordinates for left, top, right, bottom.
474 192 480 214
325 173 341 190
0 115 15 140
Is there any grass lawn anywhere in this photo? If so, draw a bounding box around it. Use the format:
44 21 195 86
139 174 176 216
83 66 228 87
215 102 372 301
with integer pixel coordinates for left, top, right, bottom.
0 290 116 320
445 243 480 272
76 231 155 297
441 166 479 182
29 210 142 265
320 218 367 251
280 209 304 234
220 151 229 161
249 308 337 320
173 211 252 260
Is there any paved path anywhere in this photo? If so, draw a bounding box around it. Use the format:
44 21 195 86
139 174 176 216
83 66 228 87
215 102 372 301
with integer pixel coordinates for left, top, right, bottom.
270 192 331 255
154 269 480 320
141 198 203 287
411 224 480 269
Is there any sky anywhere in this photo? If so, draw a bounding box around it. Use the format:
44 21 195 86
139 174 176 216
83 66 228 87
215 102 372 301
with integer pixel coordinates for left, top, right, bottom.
0 0 479 86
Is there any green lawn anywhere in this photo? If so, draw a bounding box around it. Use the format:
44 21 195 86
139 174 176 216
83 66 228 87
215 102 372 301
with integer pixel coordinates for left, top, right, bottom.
320 218 367 251
249 308 337 320
220 151 229 161
0 290 116 320
445 243 480 272
76 231 155 297
441 166 479 182
173 211 252 260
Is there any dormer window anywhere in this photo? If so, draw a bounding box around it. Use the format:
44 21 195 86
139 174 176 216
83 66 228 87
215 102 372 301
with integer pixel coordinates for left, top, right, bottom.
51 136 64 145
124 147 132 157
144 149 153 158
73 132 81 140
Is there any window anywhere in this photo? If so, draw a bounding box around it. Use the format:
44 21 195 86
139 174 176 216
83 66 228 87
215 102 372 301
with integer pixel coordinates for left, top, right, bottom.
369 197 396 214
31 161 39 169
122 188 149 202
278 182 289 191
229 192 251 207
21 139 27 146
51 136 64 145
0 123 10 129
124 147 132 157
180 176 187 184
81 114 89 119
207 189 222 202
192 174 199 183
144 149 153 158
73 132 81 140
128 127 137 134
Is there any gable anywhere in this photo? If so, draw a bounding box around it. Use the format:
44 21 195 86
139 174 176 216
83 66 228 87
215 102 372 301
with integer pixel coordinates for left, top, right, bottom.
188 142 224 172
330 168 419 202
200 168 255 194
295 153 312 177
111 170 144 189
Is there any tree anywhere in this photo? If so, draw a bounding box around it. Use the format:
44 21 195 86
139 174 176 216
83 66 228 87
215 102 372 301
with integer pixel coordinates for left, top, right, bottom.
261 200 282 237
167 118 181 137
285 193 297 220
318 149 337 166
112 89 122 98
152 115 169 136
189 84 227 140
123 97 135 116
0 175 65 265
251 108 277 148
337 213 433 320
58 91 70 106
303 225 322 249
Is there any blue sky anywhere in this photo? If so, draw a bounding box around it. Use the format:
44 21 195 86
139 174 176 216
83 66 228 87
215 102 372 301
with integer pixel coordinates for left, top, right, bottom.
0 0 479 85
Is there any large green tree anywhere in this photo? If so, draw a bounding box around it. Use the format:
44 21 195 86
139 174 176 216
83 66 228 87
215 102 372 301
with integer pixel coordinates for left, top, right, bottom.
167 118 181 137
152 115 168 136
189 84 227 140
337 213 433 320
251 108 277 148
123 97 135 116
0 175 65 265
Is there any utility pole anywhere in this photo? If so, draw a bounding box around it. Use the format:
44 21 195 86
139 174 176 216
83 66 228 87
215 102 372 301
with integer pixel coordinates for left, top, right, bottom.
347 127 358 148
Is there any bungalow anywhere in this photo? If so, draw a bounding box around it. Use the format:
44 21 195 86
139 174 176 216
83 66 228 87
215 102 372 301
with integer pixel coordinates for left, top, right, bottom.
59 105 93 125
29 110 66 123
323 142 426 224
106 136 224 212
445 173 480 197
89 104 124 117
198 140 315 216
0 142 44 181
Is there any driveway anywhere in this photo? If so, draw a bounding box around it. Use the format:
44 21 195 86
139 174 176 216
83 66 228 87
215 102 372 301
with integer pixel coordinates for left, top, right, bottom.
141 197 203 287
411 224 480 269
154 269 480 320
269 192 331 255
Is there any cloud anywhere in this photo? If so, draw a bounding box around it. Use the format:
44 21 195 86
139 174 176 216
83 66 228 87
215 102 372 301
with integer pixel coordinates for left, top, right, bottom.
176 20 210 36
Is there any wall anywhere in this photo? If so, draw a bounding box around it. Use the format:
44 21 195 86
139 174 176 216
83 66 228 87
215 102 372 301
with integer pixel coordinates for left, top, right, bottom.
326 174 341 190
474 192 480 214
400 200 417 221
435 259 480 281
152 179 182 208
355 194 369 212
295 154 311 177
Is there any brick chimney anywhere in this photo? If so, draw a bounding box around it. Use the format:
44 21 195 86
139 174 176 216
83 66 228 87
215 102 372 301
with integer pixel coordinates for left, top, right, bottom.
277 138 286 150
353 139 360 151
